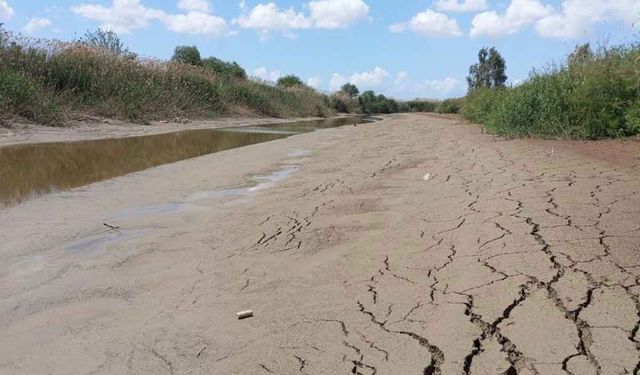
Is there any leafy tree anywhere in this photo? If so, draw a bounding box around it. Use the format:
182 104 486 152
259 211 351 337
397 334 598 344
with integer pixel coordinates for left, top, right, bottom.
341 83 359 97
81 29 130 56
202 57 247 79
358 90 399 114
277 74 304 88
172 45 202 66
467 47 507 91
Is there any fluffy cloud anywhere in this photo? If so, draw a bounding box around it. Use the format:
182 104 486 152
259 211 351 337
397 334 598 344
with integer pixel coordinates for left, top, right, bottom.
0 0 13 22
390 9 463 37
535 0 640 39
308 0 369 29
235 0 369 38
177 0 210 13
390 72 464 99
71 0 163 33
163 11 226 36
470 0 553 38
23 18 52 34
470 0 640 39
330 67 389 91
234 2 312 38
435 0 487 13
252 67 283 82
72 0 227 36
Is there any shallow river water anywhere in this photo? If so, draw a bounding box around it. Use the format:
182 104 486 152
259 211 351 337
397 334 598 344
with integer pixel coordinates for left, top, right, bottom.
0 116 374 206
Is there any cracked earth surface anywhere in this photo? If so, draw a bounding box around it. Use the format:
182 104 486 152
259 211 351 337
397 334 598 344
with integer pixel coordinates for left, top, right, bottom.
1 114 640 374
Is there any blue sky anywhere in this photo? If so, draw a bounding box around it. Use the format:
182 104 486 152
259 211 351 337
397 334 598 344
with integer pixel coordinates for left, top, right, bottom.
1 0 638 99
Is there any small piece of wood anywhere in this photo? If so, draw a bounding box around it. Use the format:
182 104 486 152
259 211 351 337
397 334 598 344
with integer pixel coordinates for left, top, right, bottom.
236 310 254 319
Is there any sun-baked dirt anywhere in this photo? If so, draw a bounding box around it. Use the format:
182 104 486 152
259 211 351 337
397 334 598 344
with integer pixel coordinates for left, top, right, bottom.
1 113 639 374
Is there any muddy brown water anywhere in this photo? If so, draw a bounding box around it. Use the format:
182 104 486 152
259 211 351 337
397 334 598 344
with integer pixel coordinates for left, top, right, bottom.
0 117 374 206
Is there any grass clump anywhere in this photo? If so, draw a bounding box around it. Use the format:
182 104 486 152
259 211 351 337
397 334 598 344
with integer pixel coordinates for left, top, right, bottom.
0 28 333 126
461 44 640 139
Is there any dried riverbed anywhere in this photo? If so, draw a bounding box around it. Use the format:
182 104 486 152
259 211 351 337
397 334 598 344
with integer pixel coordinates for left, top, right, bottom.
1 113 639 374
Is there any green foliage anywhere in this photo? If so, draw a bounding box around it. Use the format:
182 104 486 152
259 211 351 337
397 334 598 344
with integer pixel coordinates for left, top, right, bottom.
467 47 507 91
0 29 333 125
341 83 359 97
358 90 399 114
436 98 463 114
277 75 304 88
80 29 131 57
202 57 247 79
0 70 60 124
461 45 640 139
172 45 202 66
405 100 438 112
330 91 359 113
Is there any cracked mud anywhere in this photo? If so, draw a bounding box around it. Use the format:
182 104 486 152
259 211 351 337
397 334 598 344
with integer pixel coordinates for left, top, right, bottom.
1 114 640 374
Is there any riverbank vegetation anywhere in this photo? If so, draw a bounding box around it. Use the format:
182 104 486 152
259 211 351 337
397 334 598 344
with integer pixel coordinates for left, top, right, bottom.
460 44 640 139
0 28 333 126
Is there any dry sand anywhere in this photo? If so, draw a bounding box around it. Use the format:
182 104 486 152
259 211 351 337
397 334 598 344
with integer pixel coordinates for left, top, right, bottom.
1 113 640 374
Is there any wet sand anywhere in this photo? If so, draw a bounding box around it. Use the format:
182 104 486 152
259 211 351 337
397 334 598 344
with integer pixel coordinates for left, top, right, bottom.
1 113 639 374
0 116 334 147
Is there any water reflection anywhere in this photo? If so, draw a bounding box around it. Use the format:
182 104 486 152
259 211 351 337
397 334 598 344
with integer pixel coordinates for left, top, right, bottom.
0 116 370 206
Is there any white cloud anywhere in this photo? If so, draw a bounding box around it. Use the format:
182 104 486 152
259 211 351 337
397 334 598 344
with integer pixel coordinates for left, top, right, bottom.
234 2 312 39
390 73 464 99
71 0 164 33
535 0 640 39
308 0 369 29
234 0 369 38
162 11 226 36
72 0 227 36
330 67 389 91
23 17 52 34
470 0 553 38
177 0 210 13
0 0 13 22
252 66 283 82
435 0 487 13
307 76 322 88
391 9 463 37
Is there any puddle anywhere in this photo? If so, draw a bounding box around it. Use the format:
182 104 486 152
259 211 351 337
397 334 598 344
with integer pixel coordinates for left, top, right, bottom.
0 116 374 206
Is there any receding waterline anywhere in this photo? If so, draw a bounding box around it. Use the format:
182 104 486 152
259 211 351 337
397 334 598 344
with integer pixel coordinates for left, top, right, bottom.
0 117 373 206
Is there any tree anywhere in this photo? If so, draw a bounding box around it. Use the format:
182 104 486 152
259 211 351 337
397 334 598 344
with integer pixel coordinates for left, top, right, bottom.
341 83 359 97
277 75 304 88
202 57 247 79
172 45 201 66
81 29 130 56
467 47 507 91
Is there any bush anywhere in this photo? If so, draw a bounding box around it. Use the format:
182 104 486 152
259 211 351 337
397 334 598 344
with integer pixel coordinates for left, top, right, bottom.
172 45 202 66
460 44 640 139
0 70 60 124
277 75 304 88
405 100 438 112
202 57 247 79
436 98 463 114
0 28 334 125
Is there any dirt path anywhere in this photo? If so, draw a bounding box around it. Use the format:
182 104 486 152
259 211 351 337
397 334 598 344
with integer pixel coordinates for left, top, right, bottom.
1 114 639 374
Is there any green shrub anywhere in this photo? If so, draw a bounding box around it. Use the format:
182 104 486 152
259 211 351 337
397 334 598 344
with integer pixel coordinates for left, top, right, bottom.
277 75 304 88
460 44 640 139
405 100 438 112
436 98 463 114
202 57 247 79
0 28 333 125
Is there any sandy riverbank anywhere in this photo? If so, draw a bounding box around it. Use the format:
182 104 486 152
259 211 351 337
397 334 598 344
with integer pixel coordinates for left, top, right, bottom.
1 113 639 374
